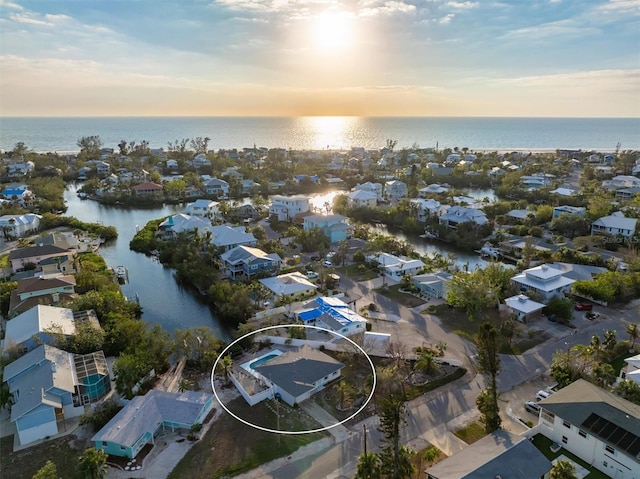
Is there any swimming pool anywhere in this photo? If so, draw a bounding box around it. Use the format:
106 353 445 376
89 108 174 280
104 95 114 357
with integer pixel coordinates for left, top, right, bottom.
249 354 280 369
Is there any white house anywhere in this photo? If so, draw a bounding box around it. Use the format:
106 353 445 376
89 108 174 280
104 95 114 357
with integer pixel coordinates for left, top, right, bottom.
157 214 213 239
412 271 452 299
354 182 383 201
259 272 318 301
183 199 220 220
531 379 640 479
602 175 640 190
0 214 41 238
618 353 640 386
550 187 578 197
384 180 408 201
410 199 446 222
511 264 575 301
438 206 488 229
268 195 311 222
591 212 637 238
166 159 178 169
204 177 230 199
347 190 377 208
193 153 211 169
504 294 545 322
418 184 448 197
367 253 425 280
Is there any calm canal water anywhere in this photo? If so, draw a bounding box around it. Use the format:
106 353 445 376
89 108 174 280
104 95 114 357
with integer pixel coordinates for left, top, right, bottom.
63 186 500 338
64 185 231 340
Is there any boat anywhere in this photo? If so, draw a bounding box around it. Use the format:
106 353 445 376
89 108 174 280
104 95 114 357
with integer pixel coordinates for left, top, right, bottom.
114 266 128 279
477 243 501 259
77 192 88 199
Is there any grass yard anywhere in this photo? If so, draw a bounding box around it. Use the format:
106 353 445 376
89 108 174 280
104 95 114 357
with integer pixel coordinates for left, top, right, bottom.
410 444 445 478
1 433 91 479
375 284 426 308
452 422 487 444
337 263 379 281
168 397 327 479
432 304 549 353
531 434 611 479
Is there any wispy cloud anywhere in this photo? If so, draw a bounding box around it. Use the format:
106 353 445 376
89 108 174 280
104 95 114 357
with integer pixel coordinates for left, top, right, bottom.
359 1 416 16
445 1 477 9
0 0 23 10
501 19 598 40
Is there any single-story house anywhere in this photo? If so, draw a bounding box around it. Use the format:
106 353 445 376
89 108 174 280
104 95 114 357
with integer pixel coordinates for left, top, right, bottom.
157 214 213 240
412 271 453 299
591 212 637 238
504 294 545 322
236 345 343 407
296 296 367 338
92 390 214 459
553 205 586 218
259 272 318 301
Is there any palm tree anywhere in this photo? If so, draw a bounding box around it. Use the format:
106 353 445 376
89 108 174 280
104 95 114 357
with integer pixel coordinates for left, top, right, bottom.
627 323 639 350
414 350 440 377
178 379 191 393
354 452 382 479
550 459 578 479
78 448 108 479
217 355 233 385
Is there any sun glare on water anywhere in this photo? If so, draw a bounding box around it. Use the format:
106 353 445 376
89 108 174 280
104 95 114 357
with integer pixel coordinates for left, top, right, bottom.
312 12 353 52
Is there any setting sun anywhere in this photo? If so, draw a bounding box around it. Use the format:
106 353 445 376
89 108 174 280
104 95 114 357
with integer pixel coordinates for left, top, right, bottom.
312 12 353 52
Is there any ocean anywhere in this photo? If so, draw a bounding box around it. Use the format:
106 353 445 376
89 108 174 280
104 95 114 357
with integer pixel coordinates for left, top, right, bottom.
0 116 638 153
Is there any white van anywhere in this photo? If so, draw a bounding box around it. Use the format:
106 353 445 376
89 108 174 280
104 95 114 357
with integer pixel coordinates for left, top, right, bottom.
536 390 551 401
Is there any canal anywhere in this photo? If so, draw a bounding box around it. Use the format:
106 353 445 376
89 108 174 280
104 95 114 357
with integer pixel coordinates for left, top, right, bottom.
64 185 231 340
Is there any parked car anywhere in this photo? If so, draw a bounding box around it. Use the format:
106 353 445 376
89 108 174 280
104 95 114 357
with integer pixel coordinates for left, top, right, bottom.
310 255 321 261
575 303 593 311
536 390 551 401
586 312 600 320
525 401 541 414
323 260 333 267
306 271 318 279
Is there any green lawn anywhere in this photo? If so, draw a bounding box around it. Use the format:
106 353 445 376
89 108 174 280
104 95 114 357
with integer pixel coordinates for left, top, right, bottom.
337 263 379 281
531 434 611 479
452 422 487 444
375 284 426 308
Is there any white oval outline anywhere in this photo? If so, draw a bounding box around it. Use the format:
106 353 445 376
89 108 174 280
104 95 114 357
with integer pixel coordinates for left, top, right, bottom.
211 324 377 435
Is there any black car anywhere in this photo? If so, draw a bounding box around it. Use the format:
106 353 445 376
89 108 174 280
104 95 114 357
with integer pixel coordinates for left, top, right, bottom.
310 255 321 261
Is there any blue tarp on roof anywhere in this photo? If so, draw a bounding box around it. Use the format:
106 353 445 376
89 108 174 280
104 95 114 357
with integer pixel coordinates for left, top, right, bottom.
299 309 322 322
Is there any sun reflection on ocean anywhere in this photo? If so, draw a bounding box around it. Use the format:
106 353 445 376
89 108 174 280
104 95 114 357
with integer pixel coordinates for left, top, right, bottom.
298 116 359 151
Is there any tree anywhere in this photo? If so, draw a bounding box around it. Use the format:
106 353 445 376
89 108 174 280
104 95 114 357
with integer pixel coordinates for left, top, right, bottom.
77 136 103 159
12 141 30 158
377 393 415 479
627 323 639 349
476 388 501 434
217 355 233 385
354 452 382 479
500 319 517 348
592 363 616 388
544 297 574 322
550 213 591 239
78 448 108 479
476 322 502 432
32 460 58 479
414 350 440 377
446 270 498 320
113 352 151 399
615 379 640 405
550 459 578 479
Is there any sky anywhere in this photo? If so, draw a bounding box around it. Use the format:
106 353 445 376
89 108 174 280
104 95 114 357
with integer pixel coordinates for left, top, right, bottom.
0 0 639 117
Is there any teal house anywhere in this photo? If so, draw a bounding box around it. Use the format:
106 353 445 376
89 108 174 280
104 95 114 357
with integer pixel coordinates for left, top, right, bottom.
92 390 214 459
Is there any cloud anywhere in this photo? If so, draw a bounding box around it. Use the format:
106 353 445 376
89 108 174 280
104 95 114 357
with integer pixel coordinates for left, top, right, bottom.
496 69 640 91
501 19 598 40
439 13 454 23
445 1 477 8
359 1 416 16
8 11 71 27
0 0 23 10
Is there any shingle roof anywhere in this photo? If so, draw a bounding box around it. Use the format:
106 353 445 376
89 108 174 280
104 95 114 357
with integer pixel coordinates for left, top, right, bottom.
9 245 70 260
254 345 343 398
91 390 212 446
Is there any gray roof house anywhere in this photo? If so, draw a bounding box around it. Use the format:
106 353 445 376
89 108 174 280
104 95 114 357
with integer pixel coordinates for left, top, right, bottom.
92 390 214 459
3 345 98 446
252 345 344 406
426 430 552 479
591 212 638 238
220 245 281 279
534 379 640 478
